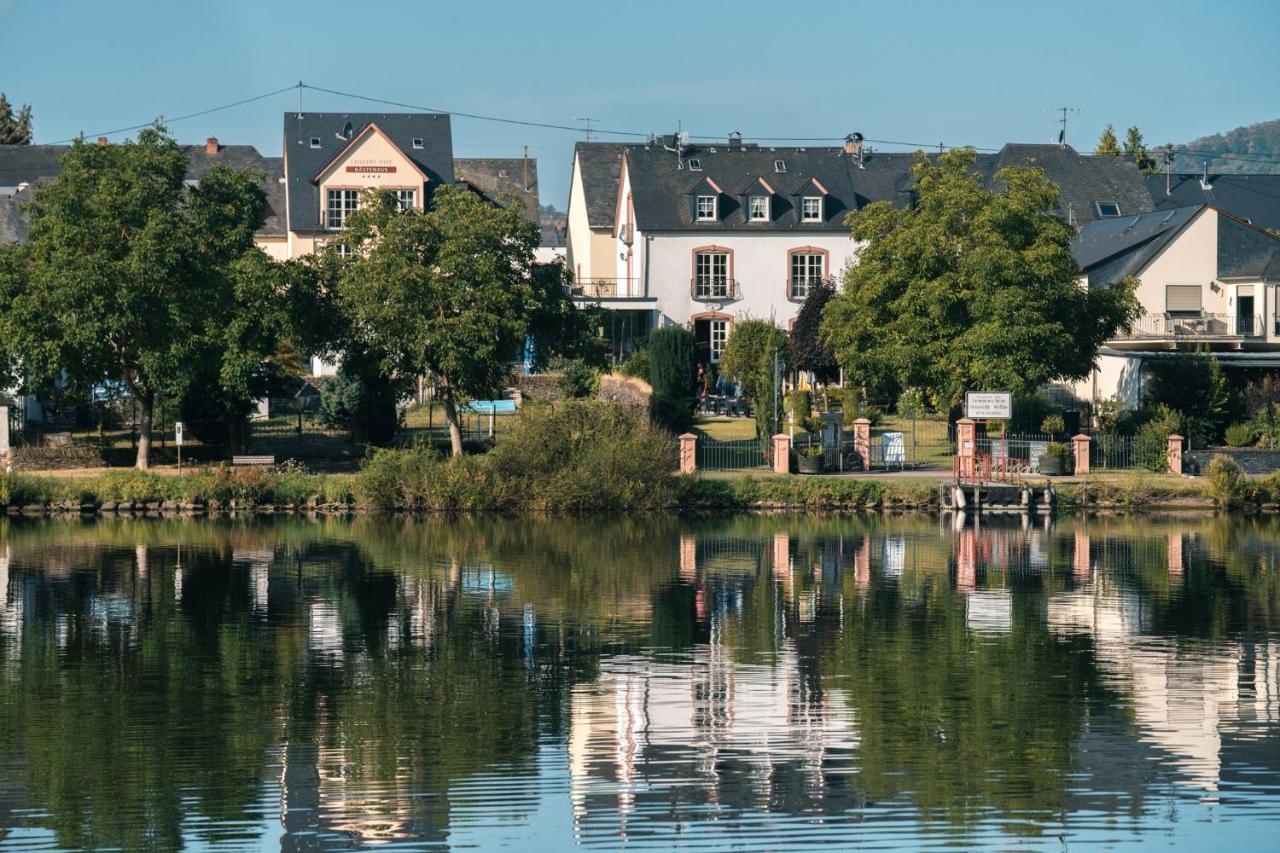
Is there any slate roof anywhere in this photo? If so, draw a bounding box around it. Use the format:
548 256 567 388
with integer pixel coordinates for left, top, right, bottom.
574 142 625 229
1147 173 1280 232
1073 204 1280 286
282 112 454 232
453 157 540 225
577 140 1154 234
0 142 286 240
1073 205 1202 285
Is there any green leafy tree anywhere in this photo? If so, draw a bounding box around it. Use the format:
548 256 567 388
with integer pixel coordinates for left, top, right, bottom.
0 93 33 144
1124 126 1157 173
1146 350 1234 445
1 128 276 468
333 185 561 456
647 324 696 432
821 148 1141 415
719 319 788 440
317 344 405 444
1095 123 1120 156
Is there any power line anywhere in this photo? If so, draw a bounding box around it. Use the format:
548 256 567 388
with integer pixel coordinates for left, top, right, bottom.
45 84 300 145
301 84 649 139
37 80 1280 171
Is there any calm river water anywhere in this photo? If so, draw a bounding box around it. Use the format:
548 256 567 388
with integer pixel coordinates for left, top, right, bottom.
1 513 1279 850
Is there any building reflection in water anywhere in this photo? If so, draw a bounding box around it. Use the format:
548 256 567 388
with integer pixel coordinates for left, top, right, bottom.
0 516 1279 848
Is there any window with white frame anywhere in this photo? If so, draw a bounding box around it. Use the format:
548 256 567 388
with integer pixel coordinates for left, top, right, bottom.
392 189 416 210
801 196 823 222
790 252 825 300
326 189 359 230
335 242 351 259
709 319 728 363
696 195 717 221
695 251 729 298
749 195 770 222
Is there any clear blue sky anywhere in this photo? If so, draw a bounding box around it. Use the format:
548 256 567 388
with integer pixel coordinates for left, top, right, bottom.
3 0 1278 209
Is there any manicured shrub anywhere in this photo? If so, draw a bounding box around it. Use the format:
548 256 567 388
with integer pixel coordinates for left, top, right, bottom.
1225 422 1257 447
647 325 695 432
1040 414 1066 435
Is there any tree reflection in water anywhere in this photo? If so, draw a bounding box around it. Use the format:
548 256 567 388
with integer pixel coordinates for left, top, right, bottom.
0 513 1277 849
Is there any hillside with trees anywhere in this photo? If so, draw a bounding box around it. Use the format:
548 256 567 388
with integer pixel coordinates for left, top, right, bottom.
1172 117 1280 174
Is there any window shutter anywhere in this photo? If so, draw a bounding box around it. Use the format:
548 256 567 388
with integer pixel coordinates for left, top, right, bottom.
1166 285 1202 313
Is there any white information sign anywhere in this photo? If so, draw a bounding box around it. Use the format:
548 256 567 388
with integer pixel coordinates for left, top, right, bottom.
174 421 184 447
965 392 1012 420
0 405 9 455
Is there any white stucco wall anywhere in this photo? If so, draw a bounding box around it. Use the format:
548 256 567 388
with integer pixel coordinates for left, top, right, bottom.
634 230 860 327
1133 208 1220 315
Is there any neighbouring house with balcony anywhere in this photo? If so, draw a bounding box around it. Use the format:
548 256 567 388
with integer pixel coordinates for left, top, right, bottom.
567 136 1153 365
1072 204 1280 407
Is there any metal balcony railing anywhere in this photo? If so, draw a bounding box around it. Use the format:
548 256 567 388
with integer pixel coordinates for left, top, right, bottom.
572 278 640 299
691 278 741 301
1113 312 1241 341
1236 314 1265 337
787 276 833 302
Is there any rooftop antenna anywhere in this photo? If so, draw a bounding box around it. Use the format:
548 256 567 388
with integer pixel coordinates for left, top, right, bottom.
1162 145 1174 196
1049 106 1078 147
1200 159 1211 191
296 81 305 146
575 116 598 142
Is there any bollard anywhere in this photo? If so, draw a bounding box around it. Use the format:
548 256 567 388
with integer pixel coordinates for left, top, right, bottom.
853 418 871 471
1167 434 1183 475
772 433 791 474
1072 434 1091 475
679 433 697 474
955 418 977 481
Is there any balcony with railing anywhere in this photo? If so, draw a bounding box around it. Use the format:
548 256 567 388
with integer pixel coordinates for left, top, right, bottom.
1111 311 1263 346
691 277 741 301
571 278 642 299
787 275 833 303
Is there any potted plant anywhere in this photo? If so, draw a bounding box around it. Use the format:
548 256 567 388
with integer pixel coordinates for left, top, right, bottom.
1039 441 1070 475
796 443 825 474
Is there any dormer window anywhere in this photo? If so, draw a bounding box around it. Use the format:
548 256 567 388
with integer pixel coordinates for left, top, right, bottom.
749 195 770 222
774 160 787 173
688 158 702 171
412 137 424 149
801 196 823 222
696 195 717 221
1095 201 1122 218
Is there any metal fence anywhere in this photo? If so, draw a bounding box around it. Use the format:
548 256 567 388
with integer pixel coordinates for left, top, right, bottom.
1090 434 1166 471
866 420 955 470
696 437 770 471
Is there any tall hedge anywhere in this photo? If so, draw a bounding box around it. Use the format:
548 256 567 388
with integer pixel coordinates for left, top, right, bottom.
648 324 696 432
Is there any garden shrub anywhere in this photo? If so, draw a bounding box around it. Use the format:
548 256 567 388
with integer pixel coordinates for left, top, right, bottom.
1225 422 1257 447
1135 404 1181 472
1205 456 1245 508
619 347 650 380
896 387 926 418
719 320 788 441
487 400 679 511
555 359 600 399
1040 414 1066 435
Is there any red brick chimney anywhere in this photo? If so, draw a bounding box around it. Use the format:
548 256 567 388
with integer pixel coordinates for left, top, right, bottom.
205 137 219 155
96 137 108 146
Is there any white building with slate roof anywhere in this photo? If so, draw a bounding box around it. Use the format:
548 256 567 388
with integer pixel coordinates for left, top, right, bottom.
568 136 1157 367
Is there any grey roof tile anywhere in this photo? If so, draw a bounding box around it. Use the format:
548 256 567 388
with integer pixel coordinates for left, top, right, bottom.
1148 173 1280 232
577 141 1154 234
1073 206 1201 285
453 157 540 225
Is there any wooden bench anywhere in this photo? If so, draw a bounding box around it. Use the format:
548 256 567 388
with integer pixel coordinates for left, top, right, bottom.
231 454 275 468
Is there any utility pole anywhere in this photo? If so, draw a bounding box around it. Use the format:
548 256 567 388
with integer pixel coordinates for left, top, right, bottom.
575 116 598 142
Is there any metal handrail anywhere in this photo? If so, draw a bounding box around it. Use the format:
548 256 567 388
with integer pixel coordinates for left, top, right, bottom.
954 452 1029 486
690 278 741 301
786 275 833 302
1113 312 1240 341
572 278 640 298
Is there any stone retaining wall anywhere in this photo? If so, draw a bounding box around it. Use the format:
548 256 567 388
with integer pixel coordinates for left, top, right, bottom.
1191 447 1280 476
